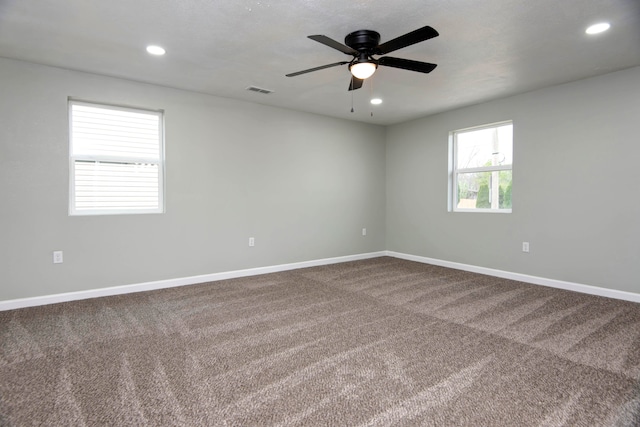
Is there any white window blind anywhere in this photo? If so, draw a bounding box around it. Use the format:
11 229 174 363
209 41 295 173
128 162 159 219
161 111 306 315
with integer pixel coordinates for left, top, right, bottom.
69 100 164 215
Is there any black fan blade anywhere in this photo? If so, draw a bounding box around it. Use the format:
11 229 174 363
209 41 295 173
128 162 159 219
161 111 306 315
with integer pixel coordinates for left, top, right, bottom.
348 76 364 91
286 61 349 77
308 35 357 55
378 56 437 74
375 26 439 55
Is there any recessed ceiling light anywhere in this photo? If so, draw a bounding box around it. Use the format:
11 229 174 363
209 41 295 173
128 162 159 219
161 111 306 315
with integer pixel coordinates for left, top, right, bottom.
585 22 610 35
370 98 383 105
146 45 166 56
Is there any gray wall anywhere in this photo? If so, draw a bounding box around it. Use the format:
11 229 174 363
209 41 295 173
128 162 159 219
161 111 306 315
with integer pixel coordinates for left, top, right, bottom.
0 58 387 301
386 66 640 293
2 57 638 302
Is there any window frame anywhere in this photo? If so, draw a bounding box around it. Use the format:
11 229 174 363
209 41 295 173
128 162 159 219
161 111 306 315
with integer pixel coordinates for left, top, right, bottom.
448 120 513 214
68 99 165 216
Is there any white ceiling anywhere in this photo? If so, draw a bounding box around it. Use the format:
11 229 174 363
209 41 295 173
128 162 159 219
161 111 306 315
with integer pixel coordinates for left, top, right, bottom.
1 0 638 125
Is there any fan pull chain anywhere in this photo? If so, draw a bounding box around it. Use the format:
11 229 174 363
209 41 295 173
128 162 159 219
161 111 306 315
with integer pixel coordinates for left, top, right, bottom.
351 77 355 113
370 75 374 117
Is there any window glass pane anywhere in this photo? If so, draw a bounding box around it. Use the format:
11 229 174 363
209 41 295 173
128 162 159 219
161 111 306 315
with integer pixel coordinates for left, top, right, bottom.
456 123 512 169
456 170 512 210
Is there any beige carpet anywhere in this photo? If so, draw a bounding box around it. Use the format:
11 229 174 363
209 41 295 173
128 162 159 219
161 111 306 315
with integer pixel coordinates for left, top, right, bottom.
1 257 639 426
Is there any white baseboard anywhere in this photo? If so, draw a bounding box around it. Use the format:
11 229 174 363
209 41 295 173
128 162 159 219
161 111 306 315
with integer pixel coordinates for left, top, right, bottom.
0 251 387 311
386 251 640 303
2 249 638 311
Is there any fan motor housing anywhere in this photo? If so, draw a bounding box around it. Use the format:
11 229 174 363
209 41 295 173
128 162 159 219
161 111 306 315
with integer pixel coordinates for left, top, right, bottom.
345 30 381 51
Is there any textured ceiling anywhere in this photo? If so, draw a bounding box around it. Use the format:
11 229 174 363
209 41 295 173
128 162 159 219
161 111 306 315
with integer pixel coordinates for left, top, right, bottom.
0 0 639 125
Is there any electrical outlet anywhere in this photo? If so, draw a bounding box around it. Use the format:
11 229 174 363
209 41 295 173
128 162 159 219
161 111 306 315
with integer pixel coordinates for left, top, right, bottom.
53 251 64 264
249 237 255 247
362 228 367 236
522 242 530 253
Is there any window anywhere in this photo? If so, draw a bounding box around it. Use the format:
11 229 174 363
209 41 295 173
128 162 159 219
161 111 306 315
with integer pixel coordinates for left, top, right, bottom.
449 121 513 212
69 100 164 215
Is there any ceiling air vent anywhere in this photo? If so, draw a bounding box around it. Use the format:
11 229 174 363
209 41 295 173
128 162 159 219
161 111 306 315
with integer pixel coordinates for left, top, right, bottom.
246 86 274 94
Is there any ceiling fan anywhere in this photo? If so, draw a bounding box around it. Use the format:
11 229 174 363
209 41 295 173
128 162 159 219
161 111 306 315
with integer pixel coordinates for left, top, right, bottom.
286 25 439 91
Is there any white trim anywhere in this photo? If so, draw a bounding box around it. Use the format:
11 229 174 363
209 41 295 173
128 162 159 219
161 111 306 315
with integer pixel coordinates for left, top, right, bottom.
386 251 640 303
0 252 386 311
456 164 512 174
453 120 514 134
453 208 512 214
2 250 638 311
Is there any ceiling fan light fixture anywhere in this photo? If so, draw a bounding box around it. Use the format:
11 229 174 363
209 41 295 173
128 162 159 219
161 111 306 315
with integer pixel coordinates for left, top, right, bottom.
286 26 438 91
350 61 377 79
